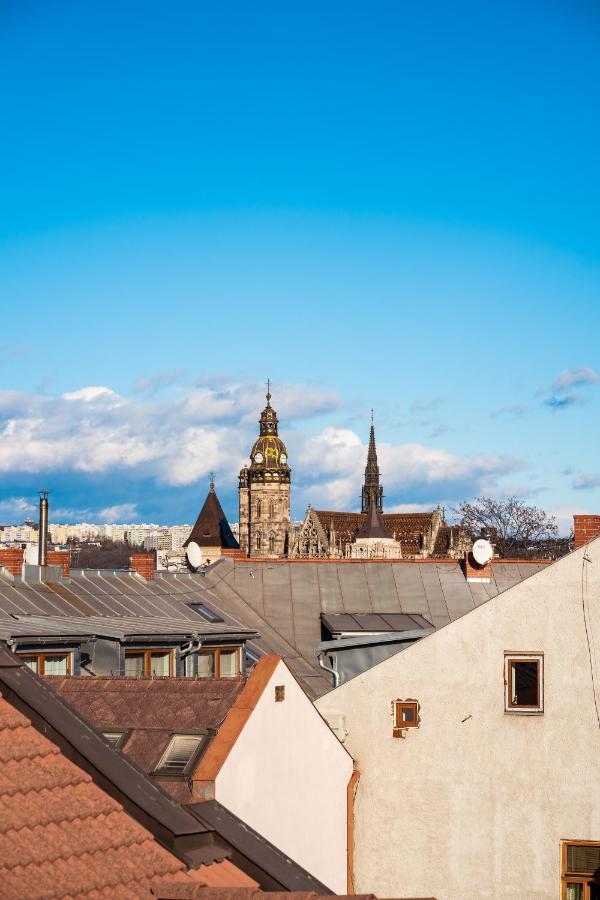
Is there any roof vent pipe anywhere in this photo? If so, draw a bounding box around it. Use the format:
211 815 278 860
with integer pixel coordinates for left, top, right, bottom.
38 490 48 567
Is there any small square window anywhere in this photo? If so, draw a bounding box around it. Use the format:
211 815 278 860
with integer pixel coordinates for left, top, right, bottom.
504 653 544 713
394 700 419 732
275 685 285 702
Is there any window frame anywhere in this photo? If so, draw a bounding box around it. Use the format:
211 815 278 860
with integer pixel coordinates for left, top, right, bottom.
17 651 73 676
504 652 544 714
152 730 211 780
561 840 600 899
101 729 130 750
393 699 420 734
196 646 241 679
124 647 174 678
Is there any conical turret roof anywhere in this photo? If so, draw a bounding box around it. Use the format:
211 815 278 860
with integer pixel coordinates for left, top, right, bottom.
184 482 239 549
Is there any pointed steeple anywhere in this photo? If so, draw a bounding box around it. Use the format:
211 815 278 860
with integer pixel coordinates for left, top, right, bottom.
361 414 384 514
356 495 391 539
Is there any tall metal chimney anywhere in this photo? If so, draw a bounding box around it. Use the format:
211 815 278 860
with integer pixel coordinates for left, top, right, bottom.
38 490 48 567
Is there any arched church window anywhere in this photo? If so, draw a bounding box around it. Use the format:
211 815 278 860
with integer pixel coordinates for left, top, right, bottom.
256 500 261 518
268 533 276 552
256 532 262 550
269 501 275 518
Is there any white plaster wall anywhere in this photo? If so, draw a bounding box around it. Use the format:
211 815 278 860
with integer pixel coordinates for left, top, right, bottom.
215 659 353 893
316 539 600 900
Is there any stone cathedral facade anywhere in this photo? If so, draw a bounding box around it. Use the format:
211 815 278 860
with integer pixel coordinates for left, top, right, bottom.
238 390 291 558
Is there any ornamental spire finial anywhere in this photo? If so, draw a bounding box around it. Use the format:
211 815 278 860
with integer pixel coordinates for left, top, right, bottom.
265 378 271 406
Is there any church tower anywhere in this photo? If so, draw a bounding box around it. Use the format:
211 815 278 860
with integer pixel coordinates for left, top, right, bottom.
238 386 291 558
361 415 384 514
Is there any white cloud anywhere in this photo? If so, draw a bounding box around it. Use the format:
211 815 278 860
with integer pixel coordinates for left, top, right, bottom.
0 496 37 522
62 385 123 405
293 427 518 511
98 503 139 523
0 380 342 489
550 367 600 393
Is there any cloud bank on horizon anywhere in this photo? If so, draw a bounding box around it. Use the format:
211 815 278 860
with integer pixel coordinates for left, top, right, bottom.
0 377 525 525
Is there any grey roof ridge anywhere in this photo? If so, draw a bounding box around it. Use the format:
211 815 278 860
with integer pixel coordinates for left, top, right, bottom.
0 645 230 868
318 628 436 652
318 544 583 695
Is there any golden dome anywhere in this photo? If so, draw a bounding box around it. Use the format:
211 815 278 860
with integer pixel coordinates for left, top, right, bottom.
250 434 289 469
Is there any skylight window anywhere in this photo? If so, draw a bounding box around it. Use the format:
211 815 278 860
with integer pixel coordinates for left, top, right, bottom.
153 733 209 777
189 603 224 623
101 730 128 750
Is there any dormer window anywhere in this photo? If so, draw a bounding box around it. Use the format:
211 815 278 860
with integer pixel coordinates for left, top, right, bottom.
124 648 174 677
18 652 72 675
197 647 241 678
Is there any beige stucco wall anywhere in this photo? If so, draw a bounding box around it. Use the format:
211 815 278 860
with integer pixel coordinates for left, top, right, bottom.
215 659 354 892
316 539 600 900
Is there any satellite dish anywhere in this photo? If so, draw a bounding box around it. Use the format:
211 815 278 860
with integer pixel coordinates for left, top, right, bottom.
472 538 493 566
187 541 203 570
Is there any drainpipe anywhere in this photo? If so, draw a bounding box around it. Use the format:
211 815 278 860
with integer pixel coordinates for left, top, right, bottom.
38 491 48 567
316 649 340 688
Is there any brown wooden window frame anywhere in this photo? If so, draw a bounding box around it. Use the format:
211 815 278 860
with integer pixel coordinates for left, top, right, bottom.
504 652 544 714
17 651 73 676
393 699 420 735
197 646 241 679
561 840 600 899
124 647 174 678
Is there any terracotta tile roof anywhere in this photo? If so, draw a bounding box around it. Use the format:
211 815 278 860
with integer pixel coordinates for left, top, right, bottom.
47 677 247 801
0 690 187 898
313 510 434 554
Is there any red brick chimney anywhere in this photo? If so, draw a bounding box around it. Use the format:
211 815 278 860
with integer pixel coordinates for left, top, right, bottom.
574 515 600 549
463 550 492 583
47 549 71 578
0 548 24 577
130 552 155 581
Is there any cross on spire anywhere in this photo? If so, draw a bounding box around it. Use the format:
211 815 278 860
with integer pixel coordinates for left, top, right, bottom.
209 471 215 491
265 378 272 405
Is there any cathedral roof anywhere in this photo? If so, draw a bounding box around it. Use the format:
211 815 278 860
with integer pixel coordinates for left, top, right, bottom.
312 510 436 556
184 483 239 549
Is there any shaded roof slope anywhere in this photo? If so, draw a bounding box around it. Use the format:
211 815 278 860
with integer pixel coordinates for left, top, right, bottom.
185 485 239 550
48 676 246 800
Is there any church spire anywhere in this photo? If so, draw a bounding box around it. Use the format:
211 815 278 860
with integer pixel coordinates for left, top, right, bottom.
361 415 384 514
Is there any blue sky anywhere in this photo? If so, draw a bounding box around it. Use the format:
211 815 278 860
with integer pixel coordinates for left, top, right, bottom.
1 0 599 532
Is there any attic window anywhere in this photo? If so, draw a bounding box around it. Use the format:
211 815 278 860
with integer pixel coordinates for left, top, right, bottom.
102 730 128 750
504 653 544 713
189 603 224 623
18 652 72 676
153 733 209 777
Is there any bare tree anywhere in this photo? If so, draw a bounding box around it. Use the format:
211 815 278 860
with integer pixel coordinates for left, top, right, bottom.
453 496 562 558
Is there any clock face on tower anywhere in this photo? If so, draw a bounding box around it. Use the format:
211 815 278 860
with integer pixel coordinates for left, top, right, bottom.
254 452 264 464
